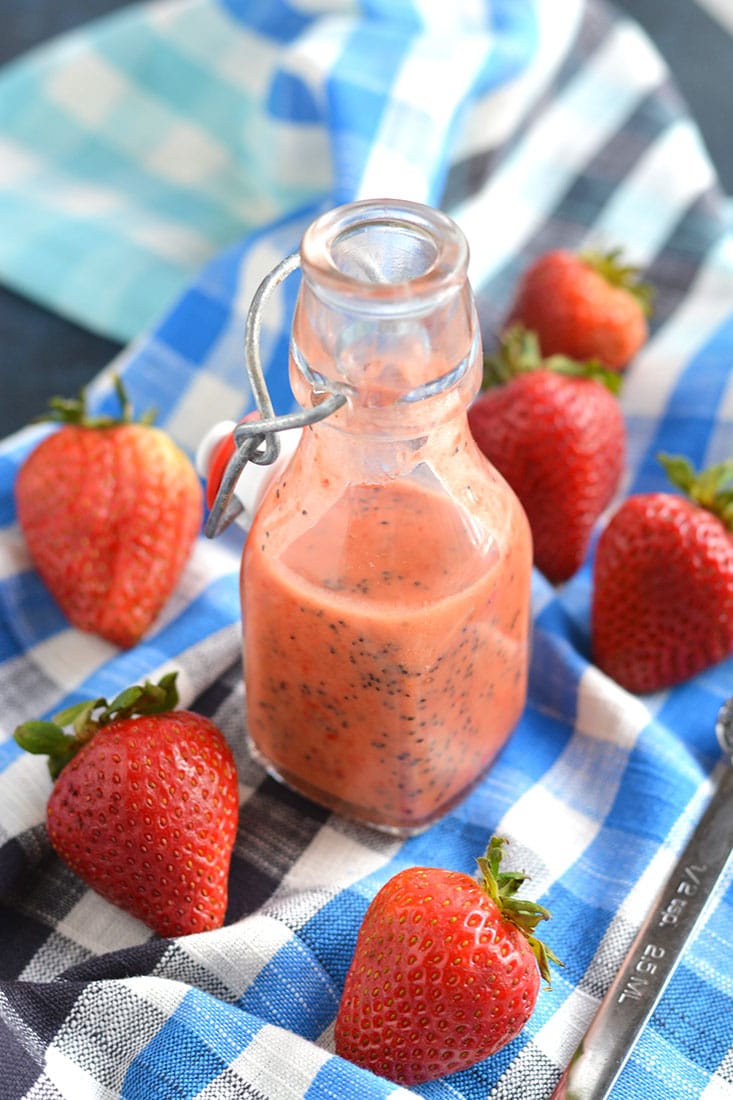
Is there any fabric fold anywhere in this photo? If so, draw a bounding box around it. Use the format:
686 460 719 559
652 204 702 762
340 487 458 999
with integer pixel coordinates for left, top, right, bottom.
0 0 536 340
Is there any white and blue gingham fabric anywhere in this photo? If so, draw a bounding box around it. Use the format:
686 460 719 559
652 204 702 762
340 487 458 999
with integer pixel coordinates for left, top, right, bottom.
1 2 733 1099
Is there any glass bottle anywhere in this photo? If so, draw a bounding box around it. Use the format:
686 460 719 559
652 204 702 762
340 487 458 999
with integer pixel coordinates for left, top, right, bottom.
240 199 532 835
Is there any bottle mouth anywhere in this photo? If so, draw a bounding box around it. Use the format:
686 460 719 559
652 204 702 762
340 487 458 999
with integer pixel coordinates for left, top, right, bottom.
300 198 469 312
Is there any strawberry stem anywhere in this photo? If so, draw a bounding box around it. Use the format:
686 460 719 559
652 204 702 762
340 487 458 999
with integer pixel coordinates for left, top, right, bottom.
579 247 654 318
476 836 562 987
12 722 81 778
14 672 180 779
658 452 733 531
484 325 622 395
37 373 156 429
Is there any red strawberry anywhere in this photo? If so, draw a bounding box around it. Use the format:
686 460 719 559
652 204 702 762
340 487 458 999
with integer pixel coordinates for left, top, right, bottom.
15 377 203 648
14 673 239 937
468 327 626 583
506 248 652 370
592 454 733 693
335 836 559 1085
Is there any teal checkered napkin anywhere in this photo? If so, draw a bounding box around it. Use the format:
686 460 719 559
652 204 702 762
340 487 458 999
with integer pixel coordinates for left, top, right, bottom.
0 0 535 340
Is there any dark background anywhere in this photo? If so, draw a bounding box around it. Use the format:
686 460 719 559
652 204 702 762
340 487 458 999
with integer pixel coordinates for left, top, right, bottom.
0 0 730 438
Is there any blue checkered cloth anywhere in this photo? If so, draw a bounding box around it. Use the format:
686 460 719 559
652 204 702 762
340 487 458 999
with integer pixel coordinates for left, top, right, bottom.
1 1 732 1098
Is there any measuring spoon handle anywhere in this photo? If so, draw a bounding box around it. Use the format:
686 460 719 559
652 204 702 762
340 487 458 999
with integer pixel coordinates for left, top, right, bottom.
552 762 733 1100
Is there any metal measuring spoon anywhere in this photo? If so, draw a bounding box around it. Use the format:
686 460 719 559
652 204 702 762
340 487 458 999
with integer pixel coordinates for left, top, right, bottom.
552 700 733 1099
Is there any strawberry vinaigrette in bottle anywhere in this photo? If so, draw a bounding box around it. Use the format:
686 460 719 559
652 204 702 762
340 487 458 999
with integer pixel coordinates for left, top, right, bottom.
241 199 532 835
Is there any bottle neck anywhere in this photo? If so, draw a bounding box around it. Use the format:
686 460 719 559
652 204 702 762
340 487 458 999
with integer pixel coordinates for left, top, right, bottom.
291 199 481 438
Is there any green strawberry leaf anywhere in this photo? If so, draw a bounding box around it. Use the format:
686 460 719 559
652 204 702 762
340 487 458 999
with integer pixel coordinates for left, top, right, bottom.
482 327 542 387
657 453 696 493
15 672 181 779
543 354 622 395
14 720 74 755
580 247 655 317
104 685 146 714
658 453 733 530
477 836 562 987
52 698 104 730
484 325 622 395
14 721 81 780
37 373 156 429
102 672 179 721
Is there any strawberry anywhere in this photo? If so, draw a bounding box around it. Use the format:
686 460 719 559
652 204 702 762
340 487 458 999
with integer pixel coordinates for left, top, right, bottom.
468 326 626 583
335 836 559 1085
592 454 733 693
14 672 239 937
15 376 203 648
506 248 652 370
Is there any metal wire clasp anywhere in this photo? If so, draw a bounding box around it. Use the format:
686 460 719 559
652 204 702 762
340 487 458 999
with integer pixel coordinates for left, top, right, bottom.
204 252 346 538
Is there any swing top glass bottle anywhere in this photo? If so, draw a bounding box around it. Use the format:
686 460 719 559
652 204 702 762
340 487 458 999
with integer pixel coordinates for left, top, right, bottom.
241 198 532 835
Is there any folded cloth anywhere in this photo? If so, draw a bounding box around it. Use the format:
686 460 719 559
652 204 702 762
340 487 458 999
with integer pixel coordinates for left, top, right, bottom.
1 1 732 1099
0 0 535 341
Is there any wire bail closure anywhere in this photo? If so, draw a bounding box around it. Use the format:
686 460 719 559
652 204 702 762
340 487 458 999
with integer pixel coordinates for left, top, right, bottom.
204 251 346 538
